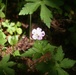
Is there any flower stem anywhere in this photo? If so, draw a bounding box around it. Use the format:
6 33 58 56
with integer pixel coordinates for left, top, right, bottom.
29 14 32 39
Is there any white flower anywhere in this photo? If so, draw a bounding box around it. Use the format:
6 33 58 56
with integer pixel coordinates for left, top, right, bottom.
32 27 45 40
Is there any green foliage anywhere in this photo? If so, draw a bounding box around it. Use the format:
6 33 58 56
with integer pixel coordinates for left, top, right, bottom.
0 0 5 18
0 10 5 18
0 0 76 75
19 2 40 15
53 46 76 75
25 42 76 75
8 35 18 46
2 20 22 35
0 30 7 45
0 55 16 75
21 40 56 58
19 0 63 28
53 46 64 62
13 50 21 56
36 61 52 73
40 4 53 28
57 68 69 75
60 58 76 69
2 20 22 46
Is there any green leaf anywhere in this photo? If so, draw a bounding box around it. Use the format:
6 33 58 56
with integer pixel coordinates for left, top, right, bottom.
36 61 51 73
33 40 55 54
52 0 64 6
2 20 22 35
40 4 53 28
43 0 58 8
1 54 10 63
0 0 2 3
16 21 21 27
7 27 15 34
0 2 5 18
21 40 56 58
13 50 21 56
4 67 15 75
19 0 63 28
0 10 5 18
7 61 16 67
60 58 76 69
19 2 40 15
21 48 36 57
8 35 18 46
32 53 42 60
44 0 63 8
54 46 64 62
2 20 10 27
16 28 22 34
0 55 15 75
57 68 69 75
2 20 15 35
0 30 7 45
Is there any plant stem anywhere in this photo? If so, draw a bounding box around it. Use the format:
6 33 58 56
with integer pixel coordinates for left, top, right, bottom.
12 45 14 51
29 14 32 39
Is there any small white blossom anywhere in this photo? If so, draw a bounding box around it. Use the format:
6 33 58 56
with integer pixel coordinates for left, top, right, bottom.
32 27 45 40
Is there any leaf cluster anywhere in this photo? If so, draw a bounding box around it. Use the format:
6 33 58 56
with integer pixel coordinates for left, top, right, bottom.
1 20 22 46
2 20 22 35
0 55 16 75
19 0 64 28
36 46 76 75
21 40 76 75
21 40 56 59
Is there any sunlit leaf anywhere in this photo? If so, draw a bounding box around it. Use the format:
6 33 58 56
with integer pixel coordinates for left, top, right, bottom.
7 27 15 34
16 28 22 34
19 2 40 15
40 4 53 28
16 21 21 27
0 10 5 18
2 20 10 27
0 30 7 45
8 35 18 46
13 50 21 56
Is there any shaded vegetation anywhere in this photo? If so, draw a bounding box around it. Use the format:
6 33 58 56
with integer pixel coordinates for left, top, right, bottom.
0 0 76 75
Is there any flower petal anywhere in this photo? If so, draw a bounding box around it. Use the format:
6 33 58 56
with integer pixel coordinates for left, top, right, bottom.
37 36 43 40
41 31 45 36
32 35 37 40
32 29 36 34
37 27 42 32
